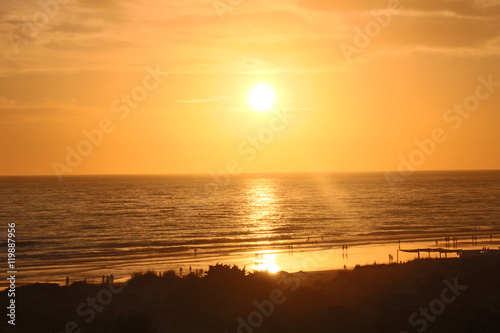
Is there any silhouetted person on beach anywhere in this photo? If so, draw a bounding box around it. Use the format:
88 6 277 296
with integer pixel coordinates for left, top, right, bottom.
105 275 109 284
101 275 105 284
180 267 183 277
189 266 192 274
110 274 114 284
65 276 69 286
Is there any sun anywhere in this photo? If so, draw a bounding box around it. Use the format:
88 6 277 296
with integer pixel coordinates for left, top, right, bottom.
247 83 276 111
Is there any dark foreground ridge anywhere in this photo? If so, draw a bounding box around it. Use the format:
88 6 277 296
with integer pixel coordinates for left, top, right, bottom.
2 256 500 333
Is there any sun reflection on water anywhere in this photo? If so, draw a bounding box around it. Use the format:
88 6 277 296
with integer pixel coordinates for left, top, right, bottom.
244 178 282 236
244 179 285 273
252 250 281 273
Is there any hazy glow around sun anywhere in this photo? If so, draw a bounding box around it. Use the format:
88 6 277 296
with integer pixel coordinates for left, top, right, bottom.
247 83 276 111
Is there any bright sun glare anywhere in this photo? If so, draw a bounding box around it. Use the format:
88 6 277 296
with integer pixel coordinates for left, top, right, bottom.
247 83 276 111
253 251 281 273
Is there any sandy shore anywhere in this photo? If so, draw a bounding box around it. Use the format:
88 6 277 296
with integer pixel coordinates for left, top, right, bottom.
3 232 499 288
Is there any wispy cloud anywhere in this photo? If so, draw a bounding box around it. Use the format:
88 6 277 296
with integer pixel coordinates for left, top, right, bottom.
0 0 498 76
177 97 232 104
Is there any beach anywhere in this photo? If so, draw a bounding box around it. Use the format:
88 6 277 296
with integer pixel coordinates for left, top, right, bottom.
3 253 500 333
5 232 500 289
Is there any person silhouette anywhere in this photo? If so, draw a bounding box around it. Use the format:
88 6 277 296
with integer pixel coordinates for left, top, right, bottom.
65 276 69 286
110 274 114 284
105 275 109 284
101 275 105 284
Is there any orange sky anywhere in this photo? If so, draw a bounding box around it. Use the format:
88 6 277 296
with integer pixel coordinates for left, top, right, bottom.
1 0 499 176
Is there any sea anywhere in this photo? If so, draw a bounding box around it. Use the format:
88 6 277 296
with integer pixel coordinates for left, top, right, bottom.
1 170 499 284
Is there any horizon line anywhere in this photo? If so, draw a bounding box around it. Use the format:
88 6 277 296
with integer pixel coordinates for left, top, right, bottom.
1 168 499 177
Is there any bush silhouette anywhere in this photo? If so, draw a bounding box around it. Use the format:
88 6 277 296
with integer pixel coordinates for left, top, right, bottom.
204 263 246 281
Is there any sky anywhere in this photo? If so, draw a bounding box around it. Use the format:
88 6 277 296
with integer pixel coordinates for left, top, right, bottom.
1 0 499 176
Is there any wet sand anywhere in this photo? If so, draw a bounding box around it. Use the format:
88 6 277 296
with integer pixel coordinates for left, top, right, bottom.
4 233 499 288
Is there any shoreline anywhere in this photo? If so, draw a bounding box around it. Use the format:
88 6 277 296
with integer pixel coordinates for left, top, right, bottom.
4 232 499 289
